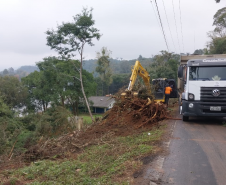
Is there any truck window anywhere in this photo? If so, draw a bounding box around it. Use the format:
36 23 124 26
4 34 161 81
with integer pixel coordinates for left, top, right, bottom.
189 66 226 81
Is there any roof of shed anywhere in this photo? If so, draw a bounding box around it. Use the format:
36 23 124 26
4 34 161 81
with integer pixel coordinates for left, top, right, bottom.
88 96 115 108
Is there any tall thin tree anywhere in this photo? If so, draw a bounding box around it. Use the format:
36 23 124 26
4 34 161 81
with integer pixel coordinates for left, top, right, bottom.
46 8 101 122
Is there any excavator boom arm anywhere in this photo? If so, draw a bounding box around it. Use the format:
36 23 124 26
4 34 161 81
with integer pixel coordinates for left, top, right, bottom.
127 60 150 91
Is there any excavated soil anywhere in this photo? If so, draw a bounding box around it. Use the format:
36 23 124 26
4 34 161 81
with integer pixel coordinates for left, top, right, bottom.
104 97 167 128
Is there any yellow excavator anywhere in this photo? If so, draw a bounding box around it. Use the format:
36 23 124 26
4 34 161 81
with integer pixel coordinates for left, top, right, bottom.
121 60 177 103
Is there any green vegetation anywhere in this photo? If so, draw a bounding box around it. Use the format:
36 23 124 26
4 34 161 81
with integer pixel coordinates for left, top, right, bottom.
0 104 76 156
96 47 113 95
82 114 103 124
3 129 163 185
149 51 179 81
22 58 96 114
46 7 101 122
0 76 28 109
206 7 226 54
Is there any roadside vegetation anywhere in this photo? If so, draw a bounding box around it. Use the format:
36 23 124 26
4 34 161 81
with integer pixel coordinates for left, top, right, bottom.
82 114 103 124
1 129 163 184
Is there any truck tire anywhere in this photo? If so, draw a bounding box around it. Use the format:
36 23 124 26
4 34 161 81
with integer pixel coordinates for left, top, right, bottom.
183 115 189 121
178 99 181 114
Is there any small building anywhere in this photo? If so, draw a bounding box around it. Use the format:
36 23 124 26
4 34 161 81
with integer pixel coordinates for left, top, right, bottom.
89 96 115 113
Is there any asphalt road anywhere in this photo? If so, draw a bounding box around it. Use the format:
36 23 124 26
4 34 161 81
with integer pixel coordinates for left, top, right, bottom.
161 116 226 185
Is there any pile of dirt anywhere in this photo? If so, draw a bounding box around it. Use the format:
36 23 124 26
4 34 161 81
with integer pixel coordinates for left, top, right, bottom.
23 98 168 161
104 97 167 128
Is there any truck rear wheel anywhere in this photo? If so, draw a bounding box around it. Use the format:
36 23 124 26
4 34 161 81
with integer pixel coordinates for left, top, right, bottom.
178 99 182 114
183 115 189 121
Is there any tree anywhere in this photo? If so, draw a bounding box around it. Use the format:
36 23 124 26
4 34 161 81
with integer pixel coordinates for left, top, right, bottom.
95 47 113 95
22 71 51 112
207 36 226 54
0 94 12 117
193 49 204 55
109 74 130 94
118 60 131 73
138 55 143 61
23 57 96 115
0 76 27 108
8 67 14 75
37 57 96 115
148 51 179 81
3 69 8 76
207 8 226 54
46 8 101 122
213 7 226 36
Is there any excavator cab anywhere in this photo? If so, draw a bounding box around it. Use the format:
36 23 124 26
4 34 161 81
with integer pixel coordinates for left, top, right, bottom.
166 79 178 98
152 78 178 102
152 78 166 102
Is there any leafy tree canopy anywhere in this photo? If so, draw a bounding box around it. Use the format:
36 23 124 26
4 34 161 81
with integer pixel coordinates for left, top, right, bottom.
23 57 96 115
46 7 101 121
46 8 101 59
0 76 27 108
22 70 51 112
95 47 113 95
148 51 179 81
207 36 226 54
0 95 12 117
207 7 226 54
213 7 226 36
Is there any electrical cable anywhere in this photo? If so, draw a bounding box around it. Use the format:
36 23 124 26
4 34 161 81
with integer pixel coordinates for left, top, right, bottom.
171 0 181 53
154 0 169 52
161 0 177 53
150 0 161 27
179 0 185 53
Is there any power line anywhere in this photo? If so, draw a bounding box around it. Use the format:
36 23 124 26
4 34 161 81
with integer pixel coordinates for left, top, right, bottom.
154 0 169 52
150 0 161 28
171 0 181 53
161 0 177 53
178 0 185 53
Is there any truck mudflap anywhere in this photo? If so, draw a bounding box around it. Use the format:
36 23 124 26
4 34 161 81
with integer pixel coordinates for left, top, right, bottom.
181 101 226 117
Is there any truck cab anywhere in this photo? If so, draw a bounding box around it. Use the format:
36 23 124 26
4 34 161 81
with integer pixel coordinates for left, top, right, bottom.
178 55 226 121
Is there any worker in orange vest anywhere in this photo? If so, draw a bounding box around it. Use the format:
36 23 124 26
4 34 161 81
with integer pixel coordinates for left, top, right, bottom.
165 84 172 107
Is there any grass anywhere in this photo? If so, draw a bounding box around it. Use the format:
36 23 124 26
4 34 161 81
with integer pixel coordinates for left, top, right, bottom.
81 114 103 124
1 128 164 185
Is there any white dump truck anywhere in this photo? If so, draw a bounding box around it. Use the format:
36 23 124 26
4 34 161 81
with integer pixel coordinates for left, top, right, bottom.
178 54 226 121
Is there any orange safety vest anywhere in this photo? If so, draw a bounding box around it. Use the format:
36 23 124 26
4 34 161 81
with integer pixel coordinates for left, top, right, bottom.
165 87 172 94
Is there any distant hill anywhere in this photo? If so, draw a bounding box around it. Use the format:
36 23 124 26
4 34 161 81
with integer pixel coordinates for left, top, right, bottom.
83 57 153 75
17 66 39 73
0 65 39 79
0 57 153 79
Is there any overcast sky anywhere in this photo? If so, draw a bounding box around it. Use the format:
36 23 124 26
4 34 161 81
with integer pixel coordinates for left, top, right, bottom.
0 0 224 70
